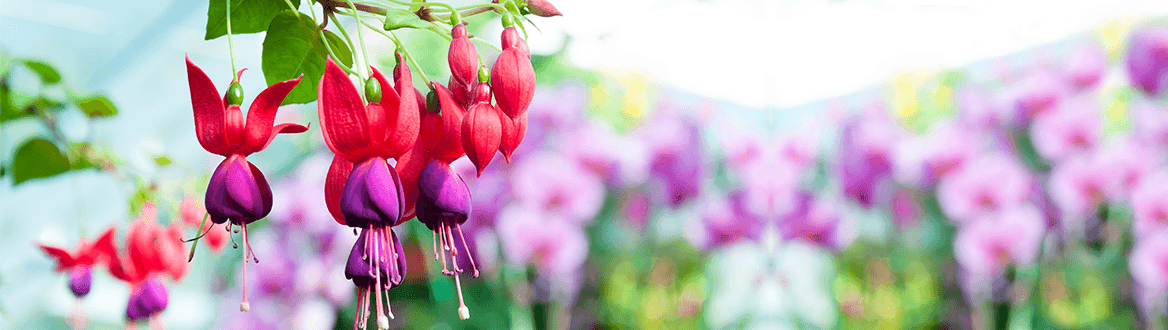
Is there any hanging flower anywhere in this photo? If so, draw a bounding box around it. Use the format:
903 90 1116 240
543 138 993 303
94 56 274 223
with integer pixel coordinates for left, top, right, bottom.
105 211 188 325
37 226 116 330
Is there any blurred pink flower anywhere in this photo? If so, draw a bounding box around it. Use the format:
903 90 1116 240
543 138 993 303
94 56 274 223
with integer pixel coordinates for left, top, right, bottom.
496 204 589 277
957 87 1012 130
838 116 900 208
1029 98 1102 162
894 120 979 187
891 190 921 228
937 153 1032 223
566 120 650 189
1126 26 1168 97
1048 154 1114 220
269 154 334 235
1130 230 1168 293
778 192 856 251
686 192 764 250
776 122 823 171
1013 71 1068 122
641 112 708 208
512 151 605 224
1132 171 1168 238
953 205 1046 276
1131 100 1168 147
1063 42 1107 91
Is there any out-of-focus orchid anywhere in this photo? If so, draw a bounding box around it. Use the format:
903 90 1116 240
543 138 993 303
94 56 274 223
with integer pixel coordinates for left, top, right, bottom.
1063 42 1107 92
1029 98 1102 162
953 205 1046 277
496 204 589 301
1132 171 1168 239
894 120 979 188
1012 71 1068 122
1048 154 1115 221
937 153 1033 223
512 151 605 224
1126 26 1168 97
685 192 764 251
837 115 899 209
957 87 1012 130
779 192 856 251
641 111 708 208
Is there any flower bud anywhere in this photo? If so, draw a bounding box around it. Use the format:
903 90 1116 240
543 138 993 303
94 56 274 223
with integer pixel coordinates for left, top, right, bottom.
527 0 562 17
462 83 503 176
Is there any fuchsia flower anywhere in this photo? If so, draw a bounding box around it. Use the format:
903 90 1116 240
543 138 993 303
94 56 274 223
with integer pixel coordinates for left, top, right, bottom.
1029 97 1101 162
953 205 1046 277
105 211 189 324
187 56 306 311
38 226 116 329
937 152 1033 223
1126 26 1168 97
317 54 420 328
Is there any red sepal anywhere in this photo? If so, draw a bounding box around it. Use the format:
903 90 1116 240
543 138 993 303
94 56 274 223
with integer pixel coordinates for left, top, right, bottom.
187 56 231 156
319 57 374 161
383 53 420 159
237 74 303 154
326 155 355 225
499 110 527 163
429 82 466 163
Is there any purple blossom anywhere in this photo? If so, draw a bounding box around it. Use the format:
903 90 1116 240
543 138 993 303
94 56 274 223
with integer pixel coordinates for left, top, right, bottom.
566 120 650 188
739 157 800 219
205 154 273 225
1029 97 1102 162
953 205 1046 277
686 192 764 250
837 116 899 208
957 87 1012 130
641 110 708 208
511 151 605 224
1126 26 1168 97
270 154 335 236
778 192 856 251
126 276 169 322
937 152 1033 223
68 266 92 297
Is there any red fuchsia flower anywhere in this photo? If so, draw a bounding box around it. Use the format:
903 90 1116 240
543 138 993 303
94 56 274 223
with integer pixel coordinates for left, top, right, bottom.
526 0 563 17
492 26 535 161
318 54 421 328
448 23 479 108
105 210 188 325
38 226 116 330
462 82 505 176
180 196 227 254
187 56 306 311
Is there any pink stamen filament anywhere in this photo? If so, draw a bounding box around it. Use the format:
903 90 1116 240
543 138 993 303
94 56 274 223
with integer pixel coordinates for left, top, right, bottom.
353 288 363 330
446 223 463 273
437 225 451 275
456 223 480 278
240 223 250 312
372 227 387 329
454 272 470 320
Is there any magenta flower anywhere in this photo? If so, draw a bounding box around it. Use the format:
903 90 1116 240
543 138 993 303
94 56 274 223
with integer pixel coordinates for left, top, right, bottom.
566 121 650 188
957 87 1012 130
1048 154 1114 220
511 151 605 224
779 192 856 251
495 204 589 300
837 116 899 208
739 157 800 219
1131 100 1168 147
893 120 979 187
1126 26 1168 97
953 205 1046 277
937 152 1033 223
640 109 708 208
1029 97 1101 162
1133 171 1168 238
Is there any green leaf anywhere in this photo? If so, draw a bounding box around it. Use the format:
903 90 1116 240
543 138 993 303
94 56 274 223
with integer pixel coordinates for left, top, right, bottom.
22 60 60 84
68 143 97 170
153 155 172 166
12 138 70 185
75 95 117 117
205 0 298 40
383 8 431 31
323 30 354 69
262 11 352 105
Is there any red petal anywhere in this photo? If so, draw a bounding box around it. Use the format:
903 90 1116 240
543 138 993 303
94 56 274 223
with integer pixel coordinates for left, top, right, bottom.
318 57 374 161
448 24 479 86
38 245 77 271
394 144 427 225
238 75 303 154
462 102 502 176
326 155 354 225
186 56 231 155
249 123 310 152
163 225 188 281
490 48 536 118
370 66 398 148
384 53 420 159
432 82 466 163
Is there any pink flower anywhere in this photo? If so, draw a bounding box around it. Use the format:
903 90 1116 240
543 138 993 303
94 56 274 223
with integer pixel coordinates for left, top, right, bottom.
953 206 1046 276
894 120 980 187
1131 100 1168 147
1132 171 1168 238
1048 154 1114 220
686 192 764 250
778 192 856 251
957 87 1012 130
1013 71 1069 122
495 204 589 277
1130 230 1168 293
1029 97 1102 162
566 120 650 189
739 157 800 219
1063 42 1107 91
937 153 1032 223
511 151 605 224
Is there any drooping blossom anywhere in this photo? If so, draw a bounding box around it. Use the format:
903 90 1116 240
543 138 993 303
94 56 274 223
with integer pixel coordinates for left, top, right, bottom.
1029 97 1102 162
37 226 116 330
511 151 605 224
414 160 479 319
779 192 856 251
937 152 1033 223
187 56 306 310
953 205 1046 277
317 55 419 327
105 210 188 325
686 192 764 250
1125 26 1168 97
1132 171 1168 239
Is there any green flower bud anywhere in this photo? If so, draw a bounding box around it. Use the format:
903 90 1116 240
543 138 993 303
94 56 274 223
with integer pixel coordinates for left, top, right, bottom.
224 82 244 106
365 77 382 103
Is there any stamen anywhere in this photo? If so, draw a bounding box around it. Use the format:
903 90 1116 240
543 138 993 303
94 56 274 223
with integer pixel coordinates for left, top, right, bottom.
70 298 86 330
352 287 362 330
454 273 470 320
456 224 480 278
372 227 387 330
431 227 440 261
240 224 250 312
384 287 395 319
446 223 464 273
386 228 400 285
228 223 239 249
438 225 451 275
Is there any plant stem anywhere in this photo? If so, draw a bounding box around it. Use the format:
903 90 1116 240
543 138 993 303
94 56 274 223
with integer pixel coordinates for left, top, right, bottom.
344 1 372 80
226 0 237 75
354 18 432 86
328 12 363 79
320 0 500 22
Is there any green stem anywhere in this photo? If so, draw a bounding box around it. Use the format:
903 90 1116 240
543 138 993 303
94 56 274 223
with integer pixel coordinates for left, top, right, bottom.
186 212 210 262
355 18 432 86
318 28 359 76
226 0 237 75
328 12 363 79
344 0 372 80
